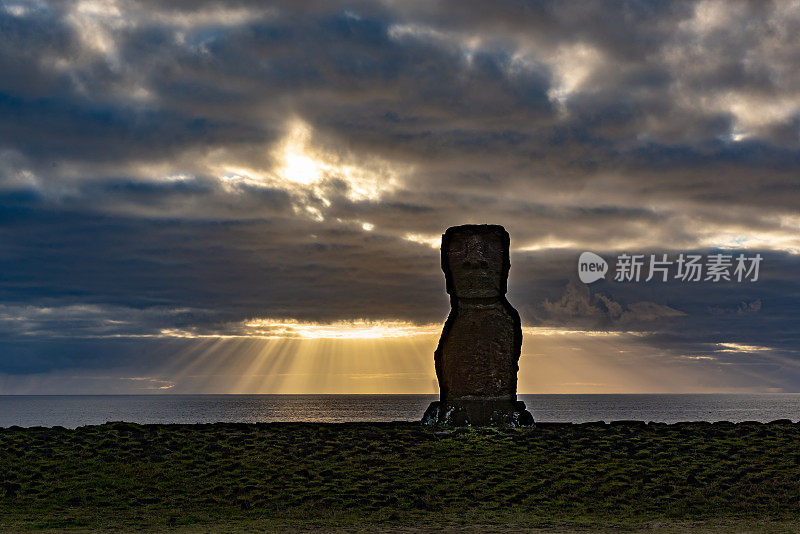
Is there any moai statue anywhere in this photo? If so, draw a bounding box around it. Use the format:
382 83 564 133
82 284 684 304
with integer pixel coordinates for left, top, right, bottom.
422 224 534 426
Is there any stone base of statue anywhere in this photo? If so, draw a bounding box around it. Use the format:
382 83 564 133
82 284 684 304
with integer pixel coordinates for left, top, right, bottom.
421 399 534 427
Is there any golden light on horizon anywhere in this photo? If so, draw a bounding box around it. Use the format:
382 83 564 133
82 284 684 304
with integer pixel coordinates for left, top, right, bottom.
2 320 785 395
241 319 441 339
132 321 784 395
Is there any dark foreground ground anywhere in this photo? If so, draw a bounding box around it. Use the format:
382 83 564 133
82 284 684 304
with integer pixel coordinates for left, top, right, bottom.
2 421 800 532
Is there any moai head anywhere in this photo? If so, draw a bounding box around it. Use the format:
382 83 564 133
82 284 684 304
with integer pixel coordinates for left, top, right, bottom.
442 225 510 298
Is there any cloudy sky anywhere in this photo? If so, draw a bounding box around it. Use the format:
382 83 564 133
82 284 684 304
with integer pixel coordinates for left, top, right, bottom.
1 0 799 394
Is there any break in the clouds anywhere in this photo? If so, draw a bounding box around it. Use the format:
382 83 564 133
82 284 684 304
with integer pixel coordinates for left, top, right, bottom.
1 0 799 392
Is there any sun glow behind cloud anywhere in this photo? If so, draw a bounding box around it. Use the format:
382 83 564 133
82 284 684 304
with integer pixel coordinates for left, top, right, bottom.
212 118 405 222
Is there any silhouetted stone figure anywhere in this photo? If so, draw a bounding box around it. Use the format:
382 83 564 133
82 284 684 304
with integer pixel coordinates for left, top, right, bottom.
422 225 534 426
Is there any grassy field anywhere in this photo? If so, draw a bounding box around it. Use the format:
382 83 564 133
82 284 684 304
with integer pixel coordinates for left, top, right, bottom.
2 420 800 532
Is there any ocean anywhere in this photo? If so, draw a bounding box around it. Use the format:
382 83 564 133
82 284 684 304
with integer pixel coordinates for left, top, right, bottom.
1 394 799 428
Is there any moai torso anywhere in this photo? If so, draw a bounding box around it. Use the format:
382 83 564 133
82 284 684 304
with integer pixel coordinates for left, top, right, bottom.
434 225 522 403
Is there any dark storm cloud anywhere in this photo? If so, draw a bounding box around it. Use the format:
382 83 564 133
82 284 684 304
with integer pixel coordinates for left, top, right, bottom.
1 0 799 387
0 193 447 322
